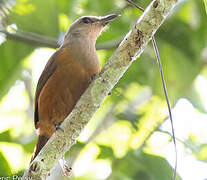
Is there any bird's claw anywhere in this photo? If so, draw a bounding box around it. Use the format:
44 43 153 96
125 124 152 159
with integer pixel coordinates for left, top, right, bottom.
63 164 72 176
54 123 64 132
59 158 72 177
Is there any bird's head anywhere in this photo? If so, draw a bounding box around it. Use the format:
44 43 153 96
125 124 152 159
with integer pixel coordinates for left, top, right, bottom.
63 14 120 45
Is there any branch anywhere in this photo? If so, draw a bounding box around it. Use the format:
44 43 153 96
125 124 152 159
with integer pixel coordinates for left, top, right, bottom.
0 28 121 50
23 0 179 179
0 29 58 48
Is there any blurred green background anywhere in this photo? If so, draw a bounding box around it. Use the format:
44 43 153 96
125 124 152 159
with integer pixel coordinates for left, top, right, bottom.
0 0 207 179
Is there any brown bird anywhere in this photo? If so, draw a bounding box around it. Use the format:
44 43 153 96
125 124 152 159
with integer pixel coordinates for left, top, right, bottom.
31 14 119 166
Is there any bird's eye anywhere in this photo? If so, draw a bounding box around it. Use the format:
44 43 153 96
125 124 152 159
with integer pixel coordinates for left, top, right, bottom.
82 17 92 24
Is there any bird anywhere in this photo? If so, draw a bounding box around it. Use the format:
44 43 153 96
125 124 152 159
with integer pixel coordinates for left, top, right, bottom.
30 14 120 171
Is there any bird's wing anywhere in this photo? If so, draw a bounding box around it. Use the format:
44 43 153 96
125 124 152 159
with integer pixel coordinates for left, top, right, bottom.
34 49 60 128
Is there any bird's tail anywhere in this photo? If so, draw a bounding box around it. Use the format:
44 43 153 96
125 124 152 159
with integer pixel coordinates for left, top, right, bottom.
30 135 49 163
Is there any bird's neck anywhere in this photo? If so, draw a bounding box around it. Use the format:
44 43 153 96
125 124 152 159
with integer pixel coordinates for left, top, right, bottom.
62 36 100 71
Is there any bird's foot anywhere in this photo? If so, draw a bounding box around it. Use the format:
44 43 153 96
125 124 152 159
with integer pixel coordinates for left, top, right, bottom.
29 161 40 172
54 123 64 132
91 73 96 80
89 73 97 83
59 158 72 177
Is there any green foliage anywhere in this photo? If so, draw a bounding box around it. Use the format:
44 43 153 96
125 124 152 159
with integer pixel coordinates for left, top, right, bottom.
97 144 178 180
204 0 207 13
0 130 13 142
97 144 115 159
0 40 33 99
0 0 207 179
0 152 12 176
9 0 59 37
105 149 181 180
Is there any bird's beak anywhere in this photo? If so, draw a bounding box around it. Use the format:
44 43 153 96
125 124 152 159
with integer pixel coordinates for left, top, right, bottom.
100 14 120 26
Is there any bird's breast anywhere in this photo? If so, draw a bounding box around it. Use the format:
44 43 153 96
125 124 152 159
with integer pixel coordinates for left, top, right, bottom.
37 47 100 134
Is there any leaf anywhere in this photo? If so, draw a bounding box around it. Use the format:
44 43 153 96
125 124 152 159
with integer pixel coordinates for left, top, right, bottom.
22 140 36 154
204 0 207 14
0 40 34 100
116 111 142 130
196 144 207 162
0 130 13 142
0 151 12 176
108 150 181 180
97 144 114 159
8 0 59 37
139 152 181 180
